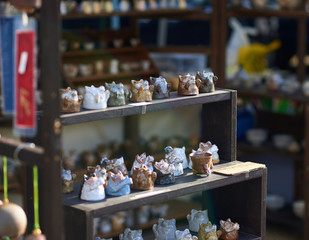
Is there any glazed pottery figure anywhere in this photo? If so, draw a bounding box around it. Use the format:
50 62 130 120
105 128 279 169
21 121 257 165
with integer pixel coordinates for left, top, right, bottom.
149 76 171 99
129 79 154 102
154 159 175 185
187 209 209 232
175 229 198 240
150 203 169 219
198 222 218 240
105 81 129 106
101 156 128 176
87 165 108 188
60 87 83 113
218 218 240 240
130 152 154 176
189 141 217 176
105 171 132 196
196 141 219 164
178 73 201 96
80 173 105 201
61 169 76 194
131 165 157 190
119 228 143 240
152 218 176 240
83 85 110 109
195 71 218 93
95 237 112 240
164 146 186 176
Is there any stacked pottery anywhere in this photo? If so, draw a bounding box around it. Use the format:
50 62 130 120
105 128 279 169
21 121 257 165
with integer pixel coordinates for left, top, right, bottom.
61 169 76 194
130 152 154 176
149 76 171 99
153 218 176 240
195 71 218 93
105 171 132 196
178 73 201 96
154 160 175 185
129 79 154 102
131 165 157 190
83 85 110 109
101 156 129 176
217 218 240 240
105 81 129 107
59 87 83 113
165 146 188 174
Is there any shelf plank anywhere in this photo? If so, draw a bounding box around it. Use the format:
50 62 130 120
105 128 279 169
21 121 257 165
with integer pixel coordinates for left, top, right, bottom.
67 69 158 83
227 7 309 18
147 45 211 54
62 161 266 217
60 89 233 125
62 46 146 57
61 8 209 20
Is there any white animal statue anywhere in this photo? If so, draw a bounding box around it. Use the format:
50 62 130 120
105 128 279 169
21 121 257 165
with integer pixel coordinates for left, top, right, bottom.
83 85 110 109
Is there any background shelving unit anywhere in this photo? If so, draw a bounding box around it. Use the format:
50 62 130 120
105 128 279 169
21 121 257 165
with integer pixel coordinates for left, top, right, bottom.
216 0 309 238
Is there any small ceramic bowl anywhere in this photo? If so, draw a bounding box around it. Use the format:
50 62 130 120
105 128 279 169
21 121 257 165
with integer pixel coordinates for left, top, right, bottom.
113 39 124 48
272 134 294 150
292 200 304 218
79 63 93 77
266 194 285 211
69 41 81 51
63 64 78 78
246 128 268 146
130 38 140 47
83 42 95 51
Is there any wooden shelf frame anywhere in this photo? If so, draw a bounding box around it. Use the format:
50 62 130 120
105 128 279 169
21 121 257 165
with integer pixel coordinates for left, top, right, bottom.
64 161 267 240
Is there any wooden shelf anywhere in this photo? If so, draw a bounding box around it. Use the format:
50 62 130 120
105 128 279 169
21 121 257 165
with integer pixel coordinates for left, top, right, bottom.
60 89 233 125
226 7 309 18
63 161 265 217
62 46 146 57
61 8 210 20
66 69 158 83
147 45 211 54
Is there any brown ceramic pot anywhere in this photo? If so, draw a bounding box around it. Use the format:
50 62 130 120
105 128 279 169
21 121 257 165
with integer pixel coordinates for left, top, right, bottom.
189 152 213 175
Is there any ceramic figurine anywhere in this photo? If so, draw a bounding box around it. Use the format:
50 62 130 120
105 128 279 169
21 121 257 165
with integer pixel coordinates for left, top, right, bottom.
152 218 176 240
63 149 78 171
61 169 76 194
195 71 218 93
149 76 171 99
198 222 218 240
218 218 240 240
175 229 198 240
164 146 187 176
187 209 209 232
87 165 108 188
95 237 112 240
83 85 110 110
137 205 151 225
178 73 201 96
120 0 131 11
101 156 129 176
178 0 186 9
119 228 143 240
195 141 219 164
149 0 157 9
60 87 83 113
105 171 132 196
189 142 215 176
154 159 175 185
80 173 105 201
81 150 98 168
105 81 129 107
131 165 157 190
277 0 300 9
130 152 154 176
99 216 112 234
150 203 169 219
129 79 154 102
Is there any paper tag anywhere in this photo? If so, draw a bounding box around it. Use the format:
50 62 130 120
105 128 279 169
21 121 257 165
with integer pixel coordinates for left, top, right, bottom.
18 51 28 74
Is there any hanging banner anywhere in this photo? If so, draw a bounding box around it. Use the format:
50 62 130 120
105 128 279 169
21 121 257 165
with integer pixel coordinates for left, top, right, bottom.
0 16 15 115
14 28 36 137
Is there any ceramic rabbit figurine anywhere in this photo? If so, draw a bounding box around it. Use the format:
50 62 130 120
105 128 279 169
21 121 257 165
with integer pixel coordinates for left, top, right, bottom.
105 81 129 106
187 209 209 232
60 87 83 113
154 159 175 185
149 76 171 99
105 171 132 196
152 218 176 240
198 222 219 240
178 73 201 96
83 85 110 109
119 228 143 240
101 156 129 176
165 146 186 176
175 229 198 240
217 218 240 240
130 152 154 176
131 164 157 190
129 79 154 102
195 71 218 93
80 173 105 201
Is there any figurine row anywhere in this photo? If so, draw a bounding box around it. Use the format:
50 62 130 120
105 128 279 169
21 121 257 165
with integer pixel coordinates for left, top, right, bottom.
95 210 240 240
60 71 218 113
61 141 219 200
